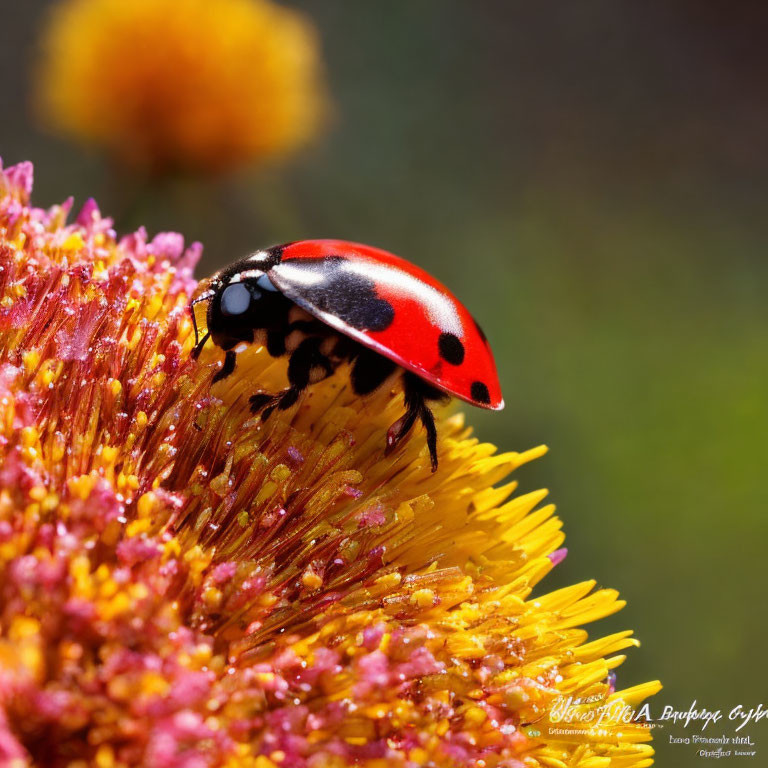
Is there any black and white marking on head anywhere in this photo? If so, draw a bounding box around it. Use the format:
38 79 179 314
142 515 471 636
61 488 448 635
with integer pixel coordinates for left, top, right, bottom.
437 332 465 365
227 269 260 283
247 246 282 269
470 380 491 404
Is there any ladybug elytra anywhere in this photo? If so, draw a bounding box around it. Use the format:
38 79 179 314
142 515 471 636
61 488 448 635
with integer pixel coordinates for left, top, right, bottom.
191 240 503 470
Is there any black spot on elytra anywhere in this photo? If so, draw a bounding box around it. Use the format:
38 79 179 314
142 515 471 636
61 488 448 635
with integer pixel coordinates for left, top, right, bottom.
470 381 491 404
285 256 394 331
438 332 465 365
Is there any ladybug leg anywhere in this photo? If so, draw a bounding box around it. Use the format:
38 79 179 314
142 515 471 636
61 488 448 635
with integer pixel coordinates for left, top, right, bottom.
248 392 277 414
265 328 287 357
287 319 329 335
250 337 335 420
386 372 447 472
212 350 237 382
350 347 397 395
385 409 420 457
420 405 439 473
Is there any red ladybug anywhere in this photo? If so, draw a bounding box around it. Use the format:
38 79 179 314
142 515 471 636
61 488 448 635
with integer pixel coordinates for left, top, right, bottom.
191 240 503 470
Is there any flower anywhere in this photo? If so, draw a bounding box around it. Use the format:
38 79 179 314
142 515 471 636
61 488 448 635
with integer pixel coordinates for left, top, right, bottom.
0 160 660 767
34 0 327 175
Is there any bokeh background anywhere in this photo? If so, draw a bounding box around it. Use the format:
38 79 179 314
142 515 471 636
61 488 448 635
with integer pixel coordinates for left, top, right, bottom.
2 2 767 764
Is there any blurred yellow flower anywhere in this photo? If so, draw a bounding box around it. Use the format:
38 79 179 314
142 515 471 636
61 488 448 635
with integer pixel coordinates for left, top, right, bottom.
35 0 327 175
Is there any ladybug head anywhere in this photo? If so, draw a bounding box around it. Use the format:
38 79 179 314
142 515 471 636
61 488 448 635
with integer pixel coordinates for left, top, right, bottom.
190 249 286 349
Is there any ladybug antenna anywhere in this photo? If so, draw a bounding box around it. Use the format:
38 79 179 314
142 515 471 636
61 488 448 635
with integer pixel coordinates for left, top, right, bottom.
190 289 215 353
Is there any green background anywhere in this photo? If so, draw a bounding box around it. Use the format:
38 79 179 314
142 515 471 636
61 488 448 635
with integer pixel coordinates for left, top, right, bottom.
2 3 766 765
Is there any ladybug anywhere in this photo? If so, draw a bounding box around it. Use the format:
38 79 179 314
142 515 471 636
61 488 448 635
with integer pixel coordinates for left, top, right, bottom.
191 240 503 470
